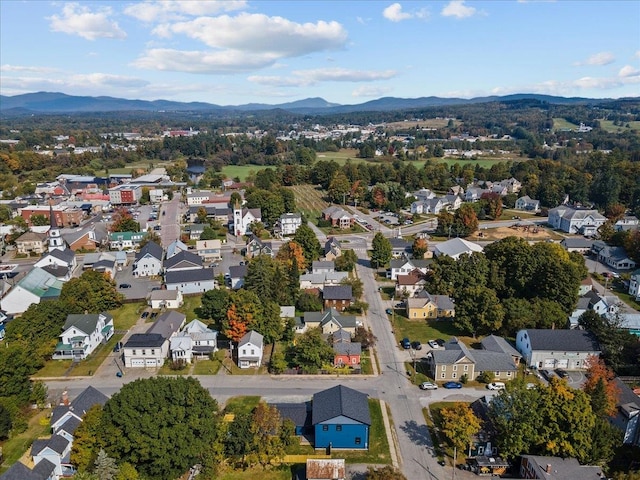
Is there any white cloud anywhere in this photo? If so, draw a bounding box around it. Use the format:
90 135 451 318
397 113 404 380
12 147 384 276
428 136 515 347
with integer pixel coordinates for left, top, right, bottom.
0 65 59 74
133 48 278 73
441 1 478 19
619 65 640 78
352 85 393 98
574 52 615 66
383 3 429 22
124 0 247 23
48 3 126 40
248 68 397 87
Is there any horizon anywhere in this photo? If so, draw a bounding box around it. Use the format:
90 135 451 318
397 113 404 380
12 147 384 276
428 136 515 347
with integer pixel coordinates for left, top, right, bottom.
1 1 639 105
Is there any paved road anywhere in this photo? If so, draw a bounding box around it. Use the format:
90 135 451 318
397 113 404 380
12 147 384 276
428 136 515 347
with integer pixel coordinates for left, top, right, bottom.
160 193 182 248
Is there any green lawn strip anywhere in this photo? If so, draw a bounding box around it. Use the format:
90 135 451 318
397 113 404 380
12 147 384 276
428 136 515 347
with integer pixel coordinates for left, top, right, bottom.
338 399 391 464
32 359 73 378
390 314 461 346
177 294 203 321
157 362 192 375
110 302 147 330
422 404 449 464
221 164 273 182
217 466 293 480
360 352 374 375
192 357 223 375
552 117 579 131
222 357 268 375
223 396 261 415
0 410 51 474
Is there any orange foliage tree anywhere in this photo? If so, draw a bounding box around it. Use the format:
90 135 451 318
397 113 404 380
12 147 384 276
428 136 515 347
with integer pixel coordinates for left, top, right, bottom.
275 240 306 270
224 304 248 342
582 355 620 416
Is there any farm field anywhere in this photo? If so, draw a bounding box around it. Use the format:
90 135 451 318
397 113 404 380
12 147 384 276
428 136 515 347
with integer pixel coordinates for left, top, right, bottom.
288 184 329 221
598 119 640 134
552 117 579 131
221 164 273 182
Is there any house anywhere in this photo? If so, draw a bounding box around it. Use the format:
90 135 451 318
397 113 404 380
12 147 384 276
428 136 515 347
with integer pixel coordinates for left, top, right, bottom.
271 402 312 436
333 340 362 368
237 330 263 369
53 312 114 360
547 206 606 235
63 227 99 252
297 308 358 335
15 231 47 255
465 187 489 202
609 377 640 447
323 285 353 310
231 202 261 236
83 252 117 278
560 237 593 253
433 238 483 260
0 459 56 480
185 223 205 240
164 268 216 294
411 197 448 215
323 237 342 261
305 459 346 480
598 245 637 270
389 237 412 258
412 188 436 201
515 195 541 212
277 212 303 235
515 329 601 370
50 386 109 440
1 267 64 316
195 239 222 262
164 250 203 272
122 333 168 368
578 277 595 296
34 248 76 281
321 206 354 229
108 231 146 250
30 435 73 479
244 234 275 258
312 260 335 274
387 257 431 281
614 215 639 232
132 241 163 277
426 336 518 382
170 319 218 363
299 272 349 291
630 269 640 301
312 385 370 449
165 239 189 259
520 455 603 480
406 292 455 319
186 205 231 224
395 269 427 298
228 264 248 289
148 289 183 309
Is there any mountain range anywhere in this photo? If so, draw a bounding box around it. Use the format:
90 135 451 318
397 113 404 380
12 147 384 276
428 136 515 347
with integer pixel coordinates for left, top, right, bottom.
0 91 622 116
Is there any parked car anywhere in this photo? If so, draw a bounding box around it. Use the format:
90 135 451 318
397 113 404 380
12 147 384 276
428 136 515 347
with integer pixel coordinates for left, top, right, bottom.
436 339 446 347
118 283 132 289
555 369 569 379
419 382 438 390
486 382 506 390
411 341 422 350
150 312 158 318
141 311 149 319
443 381 463 389
385 308 393 315
401 338 411 349
428 340 439 349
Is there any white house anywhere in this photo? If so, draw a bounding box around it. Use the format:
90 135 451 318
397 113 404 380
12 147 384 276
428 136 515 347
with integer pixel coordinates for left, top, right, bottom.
195 239 222 262
34 248 77 281
1 267 64 316
132 241 163 277
50 386 109 441
548 206 606 235
53 312 114 360
277 212 303 235
614 216 639 232
31 434 72 479
165 239 189 259
170 319 218 364
598 246 637 270
122 333 168 368
165 269 217 294
434 238 484 260
387 257 431 281
515 329 601 370
515 195 541 212
630 269 640 301
231 202 261 236
237 330 263 369
148 289 184 309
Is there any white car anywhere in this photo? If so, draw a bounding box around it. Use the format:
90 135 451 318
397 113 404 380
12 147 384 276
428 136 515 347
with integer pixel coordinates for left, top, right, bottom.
419 382 438 390
428 340 439 349
486 382 506 390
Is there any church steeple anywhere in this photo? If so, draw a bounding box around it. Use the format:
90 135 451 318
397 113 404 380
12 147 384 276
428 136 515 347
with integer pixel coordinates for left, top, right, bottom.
48 204 65 252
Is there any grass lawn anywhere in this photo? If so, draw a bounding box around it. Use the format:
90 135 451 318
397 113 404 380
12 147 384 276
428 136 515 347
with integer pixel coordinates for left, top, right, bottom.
192 357 223 375
217 466 294 480
158 362 192 375
221 164 274 182
110 302 147 330
32 359 73 378
222 357 268 375
338 399 391 464
390 313 462 346
178 294 203 321
0 410 51 474
552 117 579 131
360 352 374 375
597 119 640 134
223 396 261 415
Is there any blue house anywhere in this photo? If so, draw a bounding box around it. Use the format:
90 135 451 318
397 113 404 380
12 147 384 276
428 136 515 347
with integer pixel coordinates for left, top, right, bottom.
312 385 371 450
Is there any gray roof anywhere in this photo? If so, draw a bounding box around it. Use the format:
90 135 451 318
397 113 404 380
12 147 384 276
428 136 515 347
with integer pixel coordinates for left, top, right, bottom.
31 434 69 456
165 268 215 284
68 385 109 417
522 329 601 352
271 402 312 428
312 385 370 426
481 335 521 358
389 237 412 251
63 312 112 336
164 250 202 269
58 416 82 435
46 248 75 264
148 311 186 338
334 342 362 356
304 309 357 329
229 264 248 278
332 329 352 343
124 333 166 348
435 238 483 257
239 330 263 349
149 289 180 301
135 240 163 261
312 260 335 270
473 351 518 373
323 285 352 300
560 237 593 249
1 459 56 480
520 455 602 480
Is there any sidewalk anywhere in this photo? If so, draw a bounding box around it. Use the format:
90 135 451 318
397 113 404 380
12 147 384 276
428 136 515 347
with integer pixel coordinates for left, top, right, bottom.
378 399 400 469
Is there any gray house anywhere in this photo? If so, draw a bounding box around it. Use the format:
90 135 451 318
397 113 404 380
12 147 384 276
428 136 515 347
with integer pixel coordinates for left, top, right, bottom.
515 329 601 370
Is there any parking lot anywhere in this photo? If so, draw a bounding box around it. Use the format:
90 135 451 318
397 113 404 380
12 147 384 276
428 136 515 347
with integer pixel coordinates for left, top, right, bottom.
114 257 161 301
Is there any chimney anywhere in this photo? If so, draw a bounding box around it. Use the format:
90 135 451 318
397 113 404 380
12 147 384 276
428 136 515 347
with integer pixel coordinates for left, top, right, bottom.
546 464 552 474
62 390 69 406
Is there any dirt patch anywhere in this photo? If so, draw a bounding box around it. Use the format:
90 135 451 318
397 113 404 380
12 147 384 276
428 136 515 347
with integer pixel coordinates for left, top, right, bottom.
470 225 554 241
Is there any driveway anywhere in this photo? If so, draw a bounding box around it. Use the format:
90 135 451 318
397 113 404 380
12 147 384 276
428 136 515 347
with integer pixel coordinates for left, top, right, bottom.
114 261 161 300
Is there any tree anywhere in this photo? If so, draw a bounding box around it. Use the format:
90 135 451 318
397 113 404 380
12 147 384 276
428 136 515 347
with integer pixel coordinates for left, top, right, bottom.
276 240 307 271
94 449 118 480
439 403 482 467
328 171 351 204
0 403 12 440
453 203 479 237
30 214 49 226
582 355 620 416
578 310 635 369
200 225 217 240
224 412 254 467
453 286 504 336
59 270 123 313
269 349 288 374
341 277 363 299
412 237 428 259
114 463 140 480
293 224 321 266
371 232 392 268
290 328 334 373
100 377 220 480
296 291 323 312
353 326 377 350
366 465 407 480
334 249 358 272
251 402 284 468
109 208 140 232
196 289 230 322
71 405 106 473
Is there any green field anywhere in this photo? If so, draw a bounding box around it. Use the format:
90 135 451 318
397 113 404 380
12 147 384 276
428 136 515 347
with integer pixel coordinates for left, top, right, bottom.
221 164 273 181
288 184 329 221
552 117 580 131
598 119 640 134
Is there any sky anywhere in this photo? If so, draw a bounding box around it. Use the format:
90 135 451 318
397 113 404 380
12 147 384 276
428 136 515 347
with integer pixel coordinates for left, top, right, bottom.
1 1 639 106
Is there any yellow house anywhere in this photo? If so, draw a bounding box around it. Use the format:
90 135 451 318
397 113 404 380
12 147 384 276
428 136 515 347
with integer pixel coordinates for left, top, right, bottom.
406 293 455 320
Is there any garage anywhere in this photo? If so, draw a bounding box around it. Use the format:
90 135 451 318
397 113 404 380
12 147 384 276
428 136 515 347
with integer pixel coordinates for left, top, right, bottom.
130 359 145 367
543 359 555 368
556 359 569 369
145 359 157 367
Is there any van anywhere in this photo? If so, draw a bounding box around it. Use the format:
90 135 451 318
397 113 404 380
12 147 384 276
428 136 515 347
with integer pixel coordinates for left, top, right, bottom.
486 382 506 390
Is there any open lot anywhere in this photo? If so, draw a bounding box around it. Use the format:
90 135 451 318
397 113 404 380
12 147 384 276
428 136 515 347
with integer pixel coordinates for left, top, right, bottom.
469 225 559 242
221 164 273 182
287 184 329 222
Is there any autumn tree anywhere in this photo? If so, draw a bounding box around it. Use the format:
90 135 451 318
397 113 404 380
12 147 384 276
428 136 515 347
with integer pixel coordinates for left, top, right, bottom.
353 326 377 350
582 355 620 416
251 402 285 468
480 192 503 219
293 224 322 266
276 240 307 271
411 237 428 259
328 170 351 204
453 203 479 237
224 290 261 342
439 403 482 467
71 405 106 472
109 207 139 232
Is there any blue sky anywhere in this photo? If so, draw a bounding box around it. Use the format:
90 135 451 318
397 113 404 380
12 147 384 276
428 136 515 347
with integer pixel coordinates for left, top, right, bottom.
1 1 639 105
